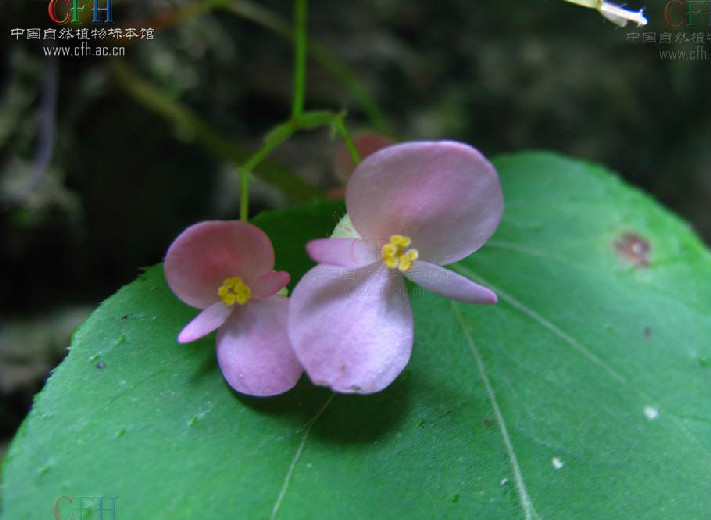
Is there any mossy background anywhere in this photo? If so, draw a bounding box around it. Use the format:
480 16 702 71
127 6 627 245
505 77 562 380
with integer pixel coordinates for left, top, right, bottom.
0 0 709 461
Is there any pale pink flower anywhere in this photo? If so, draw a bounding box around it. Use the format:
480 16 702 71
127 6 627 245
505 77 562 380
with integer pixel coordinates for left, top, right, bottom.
164 221 302 396
289 142 504 394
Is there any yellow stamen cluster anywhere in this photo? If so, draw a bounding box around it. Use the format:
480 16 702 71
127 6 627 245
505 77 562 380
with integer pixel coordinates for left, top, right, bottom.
381 234 419 272
218 276 251 306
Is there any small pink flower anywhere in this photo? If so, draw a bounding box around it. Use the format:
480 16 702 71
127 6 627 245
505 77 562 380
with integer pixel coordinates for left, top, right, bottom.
289 141 504 394
164 221 302 397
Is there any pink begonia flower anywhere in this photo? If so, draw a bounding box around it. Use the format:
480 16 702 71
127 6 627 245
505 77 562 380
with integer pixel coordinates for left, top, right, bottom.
289 141 504 394
164 221 302 397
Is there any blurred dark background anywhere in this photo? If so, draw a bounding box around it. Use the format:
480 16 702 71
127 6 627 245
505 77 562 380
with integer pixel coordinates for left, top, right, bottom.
0 0 709 461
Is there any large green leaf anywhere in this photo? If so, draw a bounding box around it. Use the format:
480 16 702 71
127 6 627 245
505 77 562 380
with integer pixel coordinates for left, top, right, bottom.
2 152 710 519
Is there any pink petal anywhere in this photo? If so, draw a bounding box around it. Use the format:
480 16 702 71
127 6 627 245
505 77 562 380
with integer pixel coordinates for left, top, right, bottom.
251 271 290 299
216 295 302 397
164 221 275 309
404 261 497 304
306 238 378 269
178 302 233 343
333 132 394 183
289 263 413 394
346 141 503 265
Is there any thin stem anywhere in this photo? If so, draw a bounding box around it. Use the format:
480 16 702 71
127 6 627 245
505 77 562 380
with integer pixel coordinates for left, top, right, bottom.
239 169 250 221
297 110 339 128
239 121 297 220
333 115 360 166
220 0 391 135
132 0 392 134
237 110 359 219
291 0 308 120
243 0 306 219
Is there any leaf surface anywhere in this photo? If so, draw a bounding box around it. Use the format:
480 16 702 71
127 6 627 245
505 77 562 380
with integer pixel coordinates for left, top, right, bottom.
2 152 710 519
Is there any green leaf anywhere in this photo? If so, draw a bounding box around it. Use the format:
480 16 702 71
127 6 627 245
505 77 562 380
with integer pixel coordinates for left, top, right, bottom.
2 152 710 519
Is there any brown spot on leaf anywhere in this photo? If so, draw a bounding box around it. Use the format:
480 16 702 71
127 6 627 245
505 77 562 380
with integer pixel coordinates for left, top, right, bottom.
643 326 652 339
614 233 651 268
482 418 492 428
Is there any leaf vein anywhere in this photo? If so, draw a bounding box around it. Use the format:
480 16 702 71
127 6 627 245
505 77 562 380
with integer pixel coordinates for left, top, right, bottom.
452 302 540 520
452 264 706 450
269 393 335 520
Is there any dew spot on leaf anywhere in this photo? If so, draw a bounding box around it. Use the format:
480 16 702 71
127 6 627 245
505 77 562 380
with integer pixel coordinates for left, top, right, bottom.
643 406 659 420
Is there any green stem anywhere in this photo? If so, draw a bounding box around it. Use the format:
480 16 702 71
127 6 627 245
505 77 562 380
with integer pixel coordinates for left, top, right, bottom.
239 121 296 220
239 168 250 221
241 0 306 220
333 115 361 166
297 110 339 128
291 0 308 120
236 109 364 218
220 0 392 136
